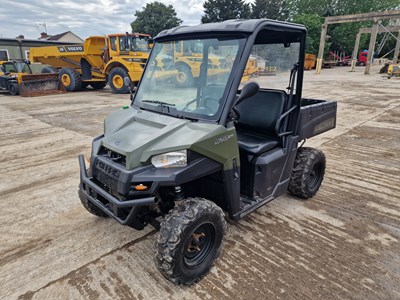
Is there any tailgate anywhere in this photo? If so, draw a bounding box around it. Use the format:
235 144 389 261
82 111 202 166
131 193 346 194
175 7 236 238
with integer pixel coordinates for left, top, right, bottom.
297 98 337 140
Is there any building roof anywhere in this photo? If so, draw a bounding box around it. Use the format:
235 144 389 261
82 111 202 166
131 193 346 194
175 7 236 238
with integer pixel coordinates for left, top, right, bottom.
47 31 69 40
47 31 83 41
0 37 79 47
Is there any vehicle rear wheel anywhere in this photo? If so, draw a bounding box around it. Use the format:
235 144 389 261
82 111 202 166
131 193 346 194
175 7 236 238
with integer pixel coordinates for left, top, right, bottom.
79 189 109 218
90 81 106 90
175 64 194 88
108 67 129 94
41 66 58 73
288 147 326 199
59 68 82 91
156 198 226 285
8 82 19 96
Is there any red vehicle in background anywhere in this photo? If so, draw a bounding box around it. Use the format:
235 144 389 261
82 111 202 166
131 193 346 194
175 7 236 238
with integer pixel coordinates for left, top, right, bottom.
357 51 368 66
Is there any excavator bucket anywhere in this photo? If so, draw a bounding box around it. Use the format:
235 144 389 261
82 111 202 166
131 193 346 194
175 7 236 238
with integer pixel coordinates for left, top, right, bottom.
19 73 66 97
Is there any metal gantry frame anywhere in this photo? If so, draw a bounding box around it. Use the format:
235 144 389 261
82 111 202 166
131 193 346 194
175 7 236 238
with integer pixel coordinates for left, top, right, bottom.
349 25 400 71
316 10 400 75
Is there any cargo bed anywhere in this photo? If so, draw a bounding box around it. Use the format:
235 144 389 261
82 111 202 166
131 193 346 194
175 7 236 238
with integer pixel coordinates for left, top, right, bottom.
298 98 337 140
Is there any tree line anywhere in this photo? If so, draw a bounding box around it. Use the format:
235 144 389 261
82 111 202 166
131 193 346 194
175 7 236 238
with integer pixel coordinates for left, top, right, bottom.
131 0 400 56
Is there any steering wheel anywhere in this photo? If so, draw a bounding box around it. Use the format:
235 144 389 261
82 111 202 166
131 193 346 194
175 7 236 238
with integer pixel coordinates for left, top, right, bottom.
182 98 198 111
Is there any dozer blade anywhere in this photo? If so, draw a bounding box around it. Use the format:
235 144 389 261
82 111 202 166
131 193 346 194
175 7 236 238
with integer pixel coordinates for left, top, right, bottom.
20 74 66 97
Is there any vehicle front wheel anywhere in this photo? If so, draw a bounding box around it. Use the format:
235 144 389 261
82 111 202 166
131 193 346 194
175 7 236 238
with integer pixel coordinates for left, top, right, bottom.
175 64 194 88
108 67 129 94
8 82 19 96
156 198 226 285
288 147 326 199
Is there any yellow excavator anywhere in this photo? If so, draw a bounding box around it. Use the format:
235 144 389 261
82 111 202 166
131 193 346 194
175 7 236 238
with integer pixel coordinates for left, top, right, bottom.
30 33 151 93
0 60 62 96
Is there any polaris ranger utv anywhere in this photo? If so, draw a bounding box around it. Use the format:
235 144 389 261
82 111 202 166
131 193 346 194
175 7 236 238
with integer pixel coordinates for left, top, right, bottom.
78 19 337 284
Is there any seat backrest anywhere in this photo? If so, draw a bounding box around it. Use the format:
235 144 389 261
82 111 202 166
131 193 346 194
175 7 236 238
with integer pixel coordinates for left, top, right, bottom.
235 89 286 137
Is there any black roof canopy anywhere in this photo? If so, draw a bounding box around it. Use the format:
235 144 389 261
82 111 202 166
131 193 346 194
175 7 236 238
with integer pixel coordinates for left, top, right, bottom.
155 19 307 44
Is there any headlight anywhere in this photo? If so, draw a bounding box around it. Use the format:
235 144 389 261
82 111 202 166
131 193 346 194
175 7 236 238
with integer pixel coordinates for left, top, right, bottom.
151 150 187 168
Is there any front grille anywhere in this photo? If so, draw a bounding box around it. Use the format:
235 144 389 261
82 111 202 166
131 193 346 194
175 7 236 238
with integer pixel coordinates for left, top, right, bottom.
96 170 118 192
98 146 126 166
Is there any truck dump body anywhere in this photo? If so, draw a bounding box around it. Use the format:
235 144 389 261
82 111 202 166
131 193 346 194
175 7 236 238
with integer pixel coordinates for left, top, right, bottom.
298 99 337 140
30 37 105 79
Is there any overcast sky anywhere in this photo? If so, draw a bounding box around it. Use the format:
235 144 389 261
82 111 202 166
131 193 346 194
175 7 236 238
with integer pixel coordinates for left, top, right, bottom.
0 0 210 40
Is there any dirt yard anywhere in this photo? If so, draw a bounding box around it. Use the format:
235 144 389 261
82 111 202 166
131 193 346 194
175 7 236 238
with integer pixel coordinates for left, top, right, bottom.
0 65 399 300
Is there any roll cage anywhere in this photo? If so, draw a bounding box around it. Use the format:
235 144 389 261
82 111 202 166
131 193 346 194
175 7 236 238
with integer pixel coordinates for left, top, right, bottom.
147 20 307 128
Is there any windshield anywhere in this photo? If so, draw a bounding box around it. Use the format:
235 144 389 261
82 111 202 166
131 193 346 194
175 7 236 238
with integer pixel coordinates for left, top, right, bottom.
119 35 150 52
15 62 32 74
2 62 17 73
134 37 244 120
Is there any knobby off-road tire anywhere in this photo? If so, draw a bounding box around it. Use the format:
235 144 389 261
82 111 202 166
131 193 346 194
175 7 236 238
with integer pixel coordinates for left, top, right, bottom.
79 190 109 218
59 68 82 91
288 147 326 199
156 198 227 285
8 82 19 96
108 67 129 94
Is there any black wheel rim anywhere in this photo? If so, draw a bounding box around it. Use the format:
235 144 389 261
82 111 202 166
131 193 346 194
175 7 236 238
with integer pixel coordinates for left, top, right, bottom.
183 223 215 269
308 161 323 190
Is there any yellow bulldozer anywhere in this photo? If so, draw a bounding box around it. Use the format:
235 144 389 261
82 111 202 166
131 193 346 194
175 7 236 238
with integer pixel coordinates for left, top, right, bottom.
388 64 400 78
30 33 151 93
0 60 63 97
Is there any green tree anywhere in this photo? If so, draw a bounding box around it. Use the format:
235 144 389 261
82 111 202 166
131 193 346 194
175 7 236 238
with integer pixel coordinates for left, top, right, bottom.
251 0 289 21
290 0 400 56
293 14 325 54
131 2 182 37
201 0 251 23
290 0 400 17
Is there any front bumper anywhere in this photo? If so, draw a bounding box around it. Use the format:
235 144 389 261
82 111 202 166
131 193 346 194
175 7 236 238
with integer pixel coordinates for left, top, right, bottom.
78 154 156 225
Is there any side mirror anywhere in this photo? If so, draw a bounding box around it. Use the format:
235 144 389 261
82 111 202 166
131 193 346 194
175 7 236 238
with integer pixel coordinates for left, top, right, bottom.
236 81 259 106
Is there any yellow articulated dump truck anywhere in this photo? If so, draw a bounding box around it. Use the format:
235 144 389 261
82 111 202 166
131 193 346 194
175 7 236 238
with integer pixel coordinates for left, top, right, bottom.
156 40 259 87
30 33 151 93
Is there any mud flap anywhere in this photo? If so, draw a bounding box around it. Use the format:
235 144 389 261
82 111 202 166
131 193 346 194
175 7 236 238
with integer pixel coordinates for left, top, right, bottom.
19 73 66 97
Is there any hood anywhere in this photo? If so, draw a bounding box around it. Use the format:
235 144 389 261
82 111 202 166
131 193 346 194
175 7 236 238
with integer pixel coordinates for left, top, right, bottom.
102 107 226 169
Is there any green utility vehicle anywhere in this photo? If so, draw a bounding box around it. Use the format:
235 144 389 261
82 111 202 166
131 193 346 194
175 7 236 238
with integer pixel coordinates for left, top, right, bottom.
78 19 337 284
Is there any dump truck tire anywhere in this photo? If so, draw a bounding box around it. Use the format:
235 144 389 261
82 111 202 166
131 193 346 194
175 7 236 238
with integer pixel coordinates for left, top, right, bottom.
175 64 194 88
59 68 82 92
288 147 326 199
41 66 58 74
156 198 226 285
90 82 106 90
108 67 129 94
8 82 19 96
